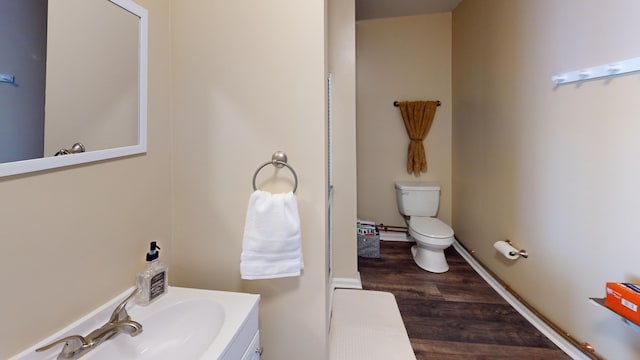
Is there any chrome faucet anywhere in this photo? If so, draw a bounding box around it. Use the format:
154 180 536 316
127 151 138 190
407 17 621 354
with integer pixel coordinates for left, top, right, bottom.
36 288 143 359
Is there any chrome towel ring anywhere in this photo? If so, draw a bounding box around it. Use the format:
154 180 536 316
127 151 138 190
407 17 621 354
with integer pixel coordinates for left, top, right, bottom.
252 151 298 193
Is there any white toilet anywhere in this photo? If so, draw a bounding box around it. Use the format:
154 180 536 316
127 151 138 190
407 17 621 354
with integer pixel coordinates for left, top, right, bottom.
394 182 455 273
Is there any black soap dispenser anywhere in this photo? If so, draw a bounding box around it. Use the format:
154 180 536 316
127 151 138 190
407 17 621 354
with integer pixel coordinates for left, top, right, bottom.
136 241 168 305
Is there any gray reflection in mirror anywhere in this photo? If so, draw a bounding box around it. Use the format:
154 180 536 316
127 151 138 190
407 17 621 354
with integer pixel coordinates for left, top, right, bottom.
0 0 47 163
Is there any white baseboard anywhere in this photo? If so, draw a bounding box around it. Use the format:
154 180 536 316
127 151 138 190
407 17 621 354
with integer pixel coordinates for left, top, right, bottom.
380 231 410 242
452 240 589 360
332 273 363 290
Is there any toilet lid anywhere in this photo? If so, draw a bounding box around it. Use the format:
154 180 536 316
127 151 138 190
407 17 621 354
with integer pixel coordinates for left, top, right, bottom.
410 217 454 239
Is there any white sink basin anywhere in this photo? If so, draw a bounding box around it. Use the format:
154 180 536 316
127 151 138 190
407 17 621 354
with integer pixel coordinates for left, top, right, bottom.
87 297 225 359
10 286 260 360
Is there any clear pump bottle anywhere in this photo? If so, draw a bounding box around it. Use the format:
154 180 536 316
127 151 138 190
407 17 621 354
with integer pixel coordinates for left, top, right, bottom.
136 241 168 306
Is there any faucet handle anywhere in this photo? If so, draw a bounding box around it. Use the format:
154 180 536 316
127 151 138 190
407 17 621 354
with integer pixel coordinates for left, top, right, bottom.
35 335 89 357
109 288 139 323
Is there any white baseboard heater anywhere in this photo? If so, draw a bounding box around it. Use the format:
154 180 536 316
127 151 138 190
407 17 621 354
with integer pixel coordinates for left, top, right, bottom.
453 239 599 360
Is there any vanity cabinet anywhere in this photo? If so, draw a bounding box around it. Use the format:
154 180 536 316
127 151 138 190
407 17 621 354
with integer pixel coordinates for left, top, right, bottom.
220 296 261 360
241 331 262 360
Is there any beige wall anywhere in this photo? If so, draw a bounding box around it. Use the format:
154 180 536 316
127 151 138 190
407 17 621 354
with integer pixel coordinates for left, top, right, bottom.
328 0 358 280
0 0 173 357
453 1 640 359
170 1 328 359
356 13 453 227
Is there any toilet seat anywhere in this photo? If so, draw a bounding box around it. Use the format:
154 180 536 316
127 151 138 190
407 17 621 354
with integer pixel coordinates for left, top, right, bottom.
409 217 453 238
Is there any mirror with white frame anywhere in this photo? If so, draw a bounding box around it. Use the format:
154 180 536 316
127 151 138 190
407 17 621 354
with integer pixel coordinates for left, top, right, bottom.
0 0 147 177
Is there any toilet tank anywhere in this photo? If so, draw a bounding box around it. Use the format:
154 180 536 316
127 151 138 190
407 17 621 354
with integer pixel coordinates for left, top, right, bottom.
394 182 440 216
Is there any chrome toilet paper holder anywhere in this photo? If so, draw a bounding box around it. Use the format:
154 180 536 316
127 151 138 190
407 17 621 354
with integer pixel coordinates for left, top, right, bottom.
505 240 528 258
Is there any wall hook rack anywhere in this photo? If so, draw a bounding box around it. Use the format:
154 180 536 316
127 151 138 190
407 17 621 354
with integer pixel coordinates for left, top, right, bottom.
551 56 640 85
0 73 16 84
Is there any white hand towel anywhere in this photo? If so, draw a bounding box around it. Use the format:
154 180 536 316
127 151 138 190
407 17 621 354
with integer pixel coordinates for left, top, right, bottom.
241 190 303 279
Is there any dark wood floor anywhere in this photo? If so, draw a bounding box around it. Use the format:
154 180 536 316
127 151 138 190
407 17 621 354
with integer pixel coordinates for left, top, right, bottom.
358 241 571 360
